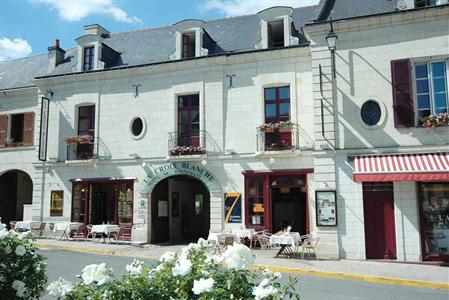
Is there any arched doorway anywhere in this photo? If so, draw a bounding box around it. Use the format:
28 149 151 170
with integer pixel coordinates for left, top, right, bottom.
151 175 210 243
0 170 33 227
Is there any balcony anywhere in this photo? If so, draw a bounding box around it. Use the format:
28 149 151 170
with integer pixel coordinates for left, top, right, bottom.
65 135 100 166
256 122 313 156
167 130 221 161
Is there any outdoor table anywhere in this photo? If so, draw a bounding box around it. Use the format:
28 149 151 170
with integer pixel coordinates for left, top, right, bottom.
15 221 41 231
53 222 83 240
232 228 255 244
91 224 120 243
207 232 236 243
270 232 301 258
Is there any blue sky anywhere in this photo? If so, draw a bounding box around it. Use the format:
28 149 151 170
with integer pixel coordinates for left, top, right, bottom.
0 0 319 61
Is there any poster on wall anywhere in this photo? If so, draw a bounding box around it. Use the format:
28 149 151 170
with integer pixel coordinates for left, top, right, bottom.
50 190 63 217
224 192 242 223
316 191 337 226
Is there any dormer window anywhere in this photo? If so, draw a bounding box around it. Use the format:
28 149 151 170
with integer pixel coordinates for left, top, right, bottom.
268 20 284 48
83 46 94 71
415 0 437 7
182 32 196 59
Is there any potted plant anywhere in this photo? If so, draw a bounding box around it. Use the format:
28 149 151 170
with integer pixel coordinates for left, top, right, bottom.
64 135 92 144
258 121 294 132
169 145 207 156
420 112 449 129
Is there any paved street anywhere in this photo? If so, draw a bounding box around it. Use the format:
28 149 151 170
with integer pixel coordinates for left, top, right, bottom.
39 249 448 300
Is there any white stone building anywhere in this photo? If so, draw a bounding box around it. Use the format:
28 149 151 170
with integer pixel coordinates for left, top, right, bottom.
1 0 449 262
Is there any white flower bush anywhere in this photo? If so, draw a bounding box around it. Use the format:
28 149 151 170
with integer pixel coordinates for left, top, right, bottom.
48 240 300 299
0 224 47 299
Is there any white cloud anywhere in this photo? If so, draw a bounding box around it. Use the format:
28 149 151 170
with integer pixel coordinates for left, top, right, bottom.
201 0 320 17
32 0 142 24
0 37 32 61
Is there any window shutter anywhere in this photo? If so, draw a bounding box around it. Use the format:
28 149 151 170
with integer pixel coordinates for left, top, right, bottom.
0 115 7 147
23 112 35 146
391 59 415 128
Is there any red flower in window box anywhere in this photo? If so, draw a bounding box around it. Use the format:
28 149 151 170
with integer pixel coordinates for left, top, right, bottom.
64 135 92 144
420 113 449 129
169 145 206 156
258 121 293 132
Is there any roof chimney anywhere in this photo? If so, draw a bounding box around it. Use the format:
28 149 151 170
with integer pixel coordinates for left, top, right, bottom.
47 39 66 72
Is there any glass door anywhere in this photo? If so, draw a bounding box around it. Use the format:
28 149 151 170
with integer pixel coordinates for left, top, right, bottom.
178 94 200 147
71 182 89 224
77 105 95 159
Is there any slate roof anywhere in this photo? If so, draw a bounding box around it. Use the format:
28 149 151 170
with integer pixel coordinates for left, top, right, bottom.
0 0 401 91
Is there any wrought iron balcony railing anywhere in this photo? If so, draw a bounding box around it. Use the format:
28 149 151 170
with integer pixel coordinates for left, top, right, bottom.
66 137 99 161
168 130 222 156
256 124 314 152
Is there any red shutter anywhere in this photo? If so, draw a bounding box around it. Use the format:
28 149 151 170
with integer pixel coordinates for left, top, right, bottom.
23 112 35 146
391 59 415 128
0 115 7 147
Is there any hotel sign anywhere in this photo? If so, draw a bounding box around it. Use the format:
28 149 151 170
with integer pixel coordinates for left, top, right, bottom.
143 162 221 192
38 97 50 161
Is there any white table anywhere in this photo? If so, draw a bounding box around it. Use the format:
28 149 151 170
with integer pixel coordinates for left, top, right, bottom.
232 228 255 244
92 224 120 243
270 232 301 257
15 221 41 231
54 222 83 240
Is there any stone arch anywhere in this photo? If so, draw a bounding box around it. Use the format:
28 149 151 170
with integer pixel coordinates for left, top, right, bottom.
0 169 33 227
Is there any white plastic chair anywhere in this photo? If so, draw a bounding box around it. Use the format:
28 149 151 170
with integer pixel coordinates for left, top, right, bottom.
301 234 320 260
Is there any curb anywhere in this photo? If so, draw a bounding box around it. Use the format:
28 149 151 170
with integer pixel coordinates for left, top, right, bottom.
37 243 449 291
252 264 449 291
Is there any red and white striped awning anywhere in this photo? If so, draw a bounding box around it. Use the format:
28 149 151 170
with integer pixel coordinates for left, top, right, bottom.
353 153 449 182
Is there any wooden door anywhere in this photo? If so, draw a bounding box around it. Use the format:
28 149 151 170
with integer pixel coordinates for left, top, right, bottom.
152 179 169 243
363 186 397 259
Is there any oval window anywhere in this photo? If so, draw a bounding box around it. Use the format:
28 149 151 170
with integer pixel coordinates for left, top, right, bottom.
361 100 382 126
131 117 144 137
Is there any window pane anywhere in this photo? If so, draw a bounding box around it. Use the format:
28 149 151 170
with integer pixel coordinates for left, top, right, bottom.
415 64 428 79
435 107 447 114
418 95 431 109
191 95 199 107
434 93 448 109
178 96 188 108
280 103 290 118
265 88 276 101
433 78 446 93
431 62 446 78
265 104 276 117
279 87 290 99
191 111 199 123
417 79 429 94
418 110 431 118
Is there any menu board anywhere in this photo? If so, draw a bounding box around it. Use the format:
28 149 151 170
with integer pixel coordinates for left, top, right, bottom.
316 191 337 226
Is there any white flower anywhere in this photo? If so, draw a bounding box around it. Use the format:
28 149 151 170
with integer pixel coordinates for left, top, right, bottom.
4 245 12 254
192 278 214 295
222 243 254 269
0 228 8 240
253 284 278 300
126 259 144 275
172 257 192 276
47 278 73 297
12 280 26 297
205 253 224 265
159 251 176 263
15 245 26 257
0 275 4 282
81 263 112 285
197 238 209 247
262 268 281 280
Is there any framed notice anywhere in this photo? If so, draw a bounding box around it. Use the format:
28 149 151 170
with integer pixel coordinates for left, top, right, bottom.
224 192 242 223
158 200 168 217
39 97 50 161
50 190 63 217
316 191 337 226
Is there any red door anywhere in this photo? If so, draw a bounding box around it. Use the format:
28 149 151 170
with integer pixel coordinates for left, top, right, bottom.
363 184 397 259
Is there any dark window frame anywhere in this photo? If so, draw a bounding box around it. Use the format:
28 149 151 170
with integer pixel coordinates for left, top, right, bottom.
83 46 95 71
177 94 200 147
264 86 291 124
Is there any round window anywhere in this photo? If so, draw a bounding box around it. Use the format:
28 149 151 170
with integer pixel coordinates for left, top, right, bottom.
130 117 145 138
361 100 382 126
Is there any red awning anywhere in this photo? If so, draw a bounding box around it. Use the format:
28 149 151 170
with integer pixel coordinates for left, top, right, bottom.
353 153 449 182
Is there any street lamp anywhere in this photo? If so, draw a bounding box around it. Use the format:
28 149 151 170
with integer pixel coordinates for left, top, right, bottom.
325 20 338 78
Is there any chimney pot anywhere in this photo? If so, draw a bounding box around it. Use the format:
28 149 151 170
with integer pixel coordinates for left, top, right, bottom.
55 39 60 48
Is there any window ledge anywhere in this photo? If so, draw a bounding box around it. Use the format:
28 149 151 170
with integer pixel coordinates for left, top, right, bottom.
255 149 301 158
65 158 99 167
0 145 36 152
166 153 207 162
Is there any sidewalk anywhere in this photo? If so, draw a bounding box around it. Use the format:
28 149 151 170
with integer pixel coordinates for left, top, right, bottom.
36 239 449 290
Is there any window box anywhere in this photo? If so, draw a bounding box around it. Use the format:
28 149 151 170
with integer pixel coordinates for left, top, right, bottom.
169 145 206 156
419 113 449 129
258 121 293 133
64 135 92 144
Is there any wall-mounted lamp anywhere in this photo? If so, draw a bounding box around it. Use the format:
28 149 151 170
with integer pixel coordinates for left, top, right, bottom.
45 89 54 99
325 19 338 79
129 153 141 159
132 84 141 98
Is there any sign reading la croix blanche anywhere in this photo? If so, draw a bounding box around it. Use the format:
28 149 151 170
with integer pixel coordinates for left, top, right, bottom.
143 162 221 192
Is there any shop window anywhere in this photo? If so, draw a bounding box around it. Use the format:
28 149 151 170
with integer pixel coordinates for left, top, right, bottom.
71 183 87 223
268 20 284 48
0 112 34 147
182 32 196 59
247 177 265 227
117 182 133 224
419 183 449 259
50 191 64 217
415 61 448 119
